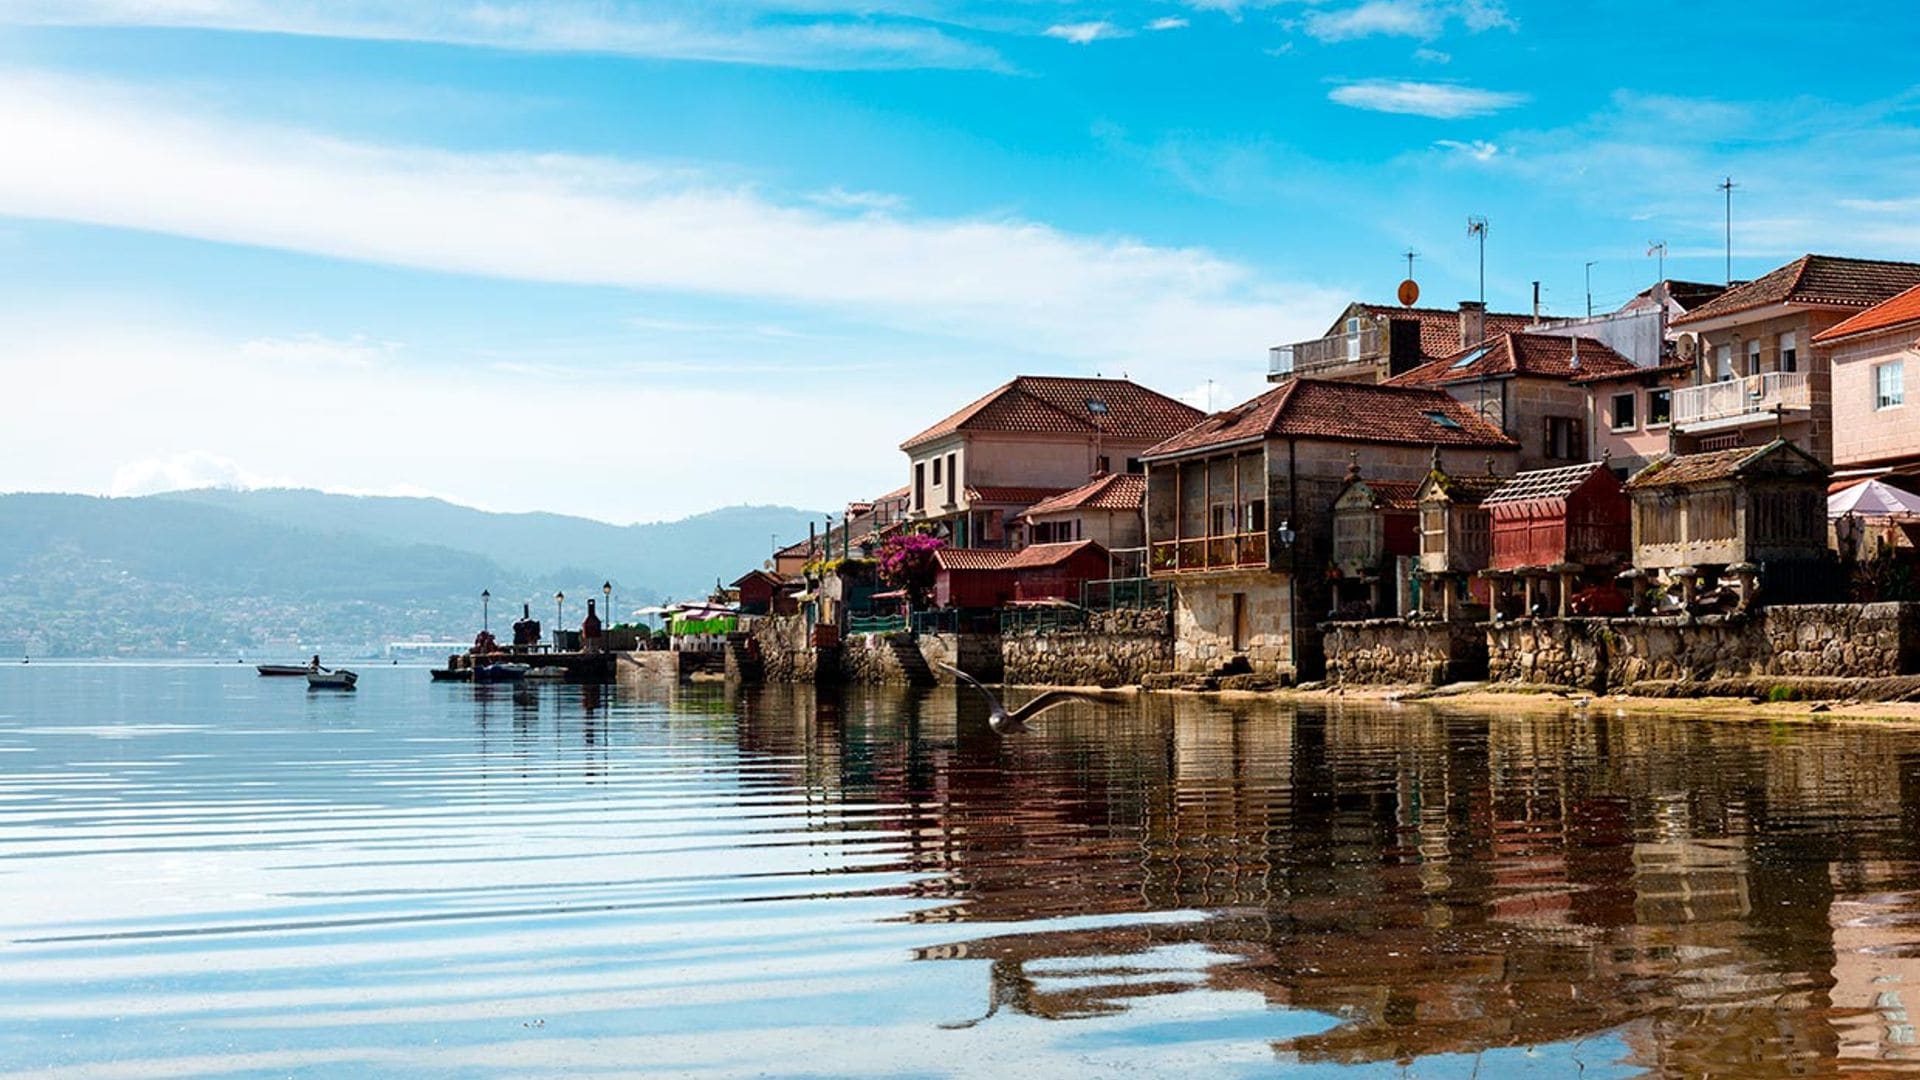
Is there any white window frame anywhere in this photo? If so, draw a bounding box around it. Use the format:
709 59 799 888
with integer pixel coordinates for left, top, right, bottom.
1610 391 1638 432
1714 343 1734 381
1779 331 1797 373
1646 387 1672 428
1877 360 1905 410
1746 339 1762 376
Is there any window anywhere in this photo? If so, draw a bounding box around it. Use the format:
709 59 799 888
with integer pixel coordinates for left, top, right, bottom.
931 458 942 485
1210 503 1235 537
1877 360 1905 409
1450 345 1491 370
1086 398 1109 416
1424 410 1461 429
1545 416 1582 460
1647 388 1672 426
1126 457 1144 474
945 452 957 504
913 462 926 511
1746 339 1762 377
1779 331 1798 373
1611 392 1638 432
1097 455 1111 474
1244 499 1266 533
1715 343 1733 381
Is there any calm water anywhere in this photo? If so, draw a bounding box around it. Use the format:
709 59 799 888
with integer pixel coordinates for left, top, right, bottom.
5 667 1920 1077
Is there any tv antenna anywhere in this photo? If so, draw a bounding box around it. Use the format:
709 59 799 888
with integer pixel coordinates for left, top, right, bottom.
1717 177 1737 285
1647 240 1667 283
1466 216 1488 302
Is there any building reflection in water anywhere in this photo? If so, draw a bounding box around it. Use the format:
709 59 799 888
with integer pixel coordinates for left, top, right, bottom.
725 686 1920 1074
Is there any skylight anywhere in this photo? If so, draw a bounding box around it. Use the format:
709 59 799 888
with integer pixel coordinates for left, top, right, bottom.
1424 411 1461 429
1086 399 1109 415
1449 346 1491 370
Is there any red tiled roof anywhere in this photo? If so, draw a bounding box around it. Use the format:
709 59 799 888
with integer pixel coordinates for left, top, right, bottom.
1020 473 1146 518
900 376 1205 450
1003 540 1107 570
1624 439 1829 490
933 548 1016 571
964 484 1070 506
1347 304 1535 362
1813 282 1920 343
1671 255 1920 327
1142 378 1517 459
1387 333 1638 388
1342 478 1421 511
1572 359 1693 386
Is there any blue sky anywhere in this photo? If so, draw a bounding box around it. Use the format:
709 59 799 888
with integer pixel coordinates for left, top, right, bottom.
3 1 1918 522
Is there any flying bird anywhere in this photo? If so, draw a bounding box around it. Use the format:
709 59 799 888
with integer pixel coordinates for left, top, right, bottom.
937 663 1125 735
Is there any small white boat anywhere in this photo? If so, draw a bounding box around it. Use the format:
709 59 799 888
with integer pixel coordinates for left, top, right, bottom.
307 669 358 690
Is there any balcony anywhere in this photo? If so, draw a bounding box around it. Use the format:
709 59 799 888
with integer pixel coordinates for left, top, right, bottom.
1673 371 1809 430
1149 532 1269 575
1269 326 1383 381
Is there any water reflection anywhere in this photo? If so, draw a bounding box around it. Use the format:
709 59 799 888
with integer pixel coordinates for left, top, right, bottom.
3 666 1920 1077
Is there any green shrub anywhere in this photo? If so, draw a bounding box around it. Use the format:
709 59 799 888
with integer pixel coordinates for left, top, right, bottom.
1765 685 1803 703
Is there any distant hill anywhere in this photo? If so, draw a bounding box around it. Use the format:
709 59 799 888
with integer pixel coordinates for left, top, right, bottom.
0 491 822 657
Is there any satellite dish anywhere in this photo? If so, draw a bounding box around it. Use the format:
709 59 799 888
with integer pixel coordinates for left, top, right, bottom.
763 559 774 571
1675 332 1699 361
1397 278 1420 307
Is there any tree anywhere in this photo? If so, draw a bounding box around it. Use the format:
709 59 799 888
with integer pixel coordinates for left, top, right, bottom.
876 531 945 610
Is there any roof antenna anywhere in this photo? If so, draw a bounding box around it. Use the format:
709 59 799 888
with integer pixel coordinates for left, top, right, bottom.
1718 176 1738 285
1466 216 1488 303
1647 240 1667 284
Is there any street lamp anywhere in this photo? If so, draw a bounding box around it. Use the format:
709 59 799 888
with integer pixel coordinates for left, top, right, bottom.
603 581 613 626
555 591 565 648
481 589 491 633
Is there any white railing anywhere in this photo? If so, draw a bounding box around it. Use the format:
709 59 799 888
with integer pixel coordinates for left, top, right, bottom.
1672 371 1809 427
1269 326 1383 378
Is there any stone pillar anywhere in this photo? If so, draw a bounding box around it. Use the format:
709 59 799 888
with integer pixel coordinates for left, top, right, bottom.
1673 567 1698 612
1728 562 1759 611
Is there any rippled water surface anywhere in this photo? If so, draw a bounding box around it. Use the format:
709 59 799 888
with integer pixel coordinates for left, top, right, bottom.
7 665 1920 1077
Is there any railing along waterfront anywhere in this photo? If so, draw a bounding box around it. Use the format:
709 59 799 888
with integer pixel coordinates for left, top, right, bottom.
1081 577 1171 611
1672 371 1808 426
847 613 907 635
1269 326 1381 378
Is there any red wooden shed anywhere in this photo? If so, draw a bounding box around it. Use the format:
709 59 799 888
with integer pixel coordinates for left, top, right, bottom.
933 548 1016 609
1005 540 1111 603
1484 461 1631 571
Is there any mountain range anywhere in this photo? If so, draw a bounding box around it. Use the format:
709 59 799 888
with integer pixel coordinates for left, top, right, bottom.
0 490 821 658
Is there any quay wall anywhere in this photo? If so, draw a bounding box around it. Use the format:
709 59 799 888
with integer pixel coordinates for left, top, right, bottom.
1001 608 1171 688
746 610 1172 688
1322 620 1487 686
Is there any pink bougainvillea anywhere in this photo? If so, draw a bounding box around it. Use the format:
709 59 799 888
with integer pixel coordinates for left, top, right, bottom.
876 531 945 609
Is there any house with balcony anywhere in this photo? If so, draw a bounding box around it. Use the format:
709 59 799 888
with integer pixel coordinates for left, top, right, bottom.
1141 378 1517 679
1576 361 1693 477
1811 282 1920 480
901 376 1204 548
1268 300 1535 384
1385 331 1640 470
1667 254 1920 463
1019 471 1146 571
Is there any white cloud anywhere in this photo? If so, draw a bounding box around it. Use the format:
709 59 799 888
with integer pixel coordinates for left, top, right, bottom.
1304 1 1439 42
1328 79 1525 119
1043 21 1126 44
805 186 908 212
0 0 1004 71
109 451 296 497
238 334 402 369
0 71 1339 383
1147 16 1190 31
1433 138 1501 161
1457 0 1515 32
1413 46 1450 63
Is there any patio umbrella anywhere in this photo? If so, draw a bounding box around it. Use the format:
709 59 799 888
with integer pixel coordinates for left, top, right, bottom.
1828 479 1920 517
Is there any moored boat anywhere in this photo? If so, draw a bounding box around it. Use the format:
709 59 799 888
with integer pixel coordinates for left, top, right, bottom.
429 668 471 682
257 664 312 677
307 669 358 690
472 662 530 684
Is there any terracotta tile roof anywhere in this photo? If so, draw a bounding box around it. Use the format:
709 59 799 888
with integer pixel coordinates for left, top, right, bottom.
730 569 789 588
1020 473 1146 518
900 376 1205 450
1349 304 1535 362
1343 479 1421 511
1422 471 1507 504
933 548 1016 571
1813 282 1920 343
1002 539 1107 570
1387 333 1638 388
964 484 1071 506
1571 359 1694 385
1671 254 1920 327
1485 461 1610 505
1143 378 1517 460
1624 439 1830 490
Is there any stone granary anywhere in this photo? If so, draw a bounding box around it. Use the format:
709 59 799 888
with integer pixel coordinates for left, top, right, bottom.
1481 460 1632 618
1413 456 1508 620
1623 439 1833 609
1329 459 1419 618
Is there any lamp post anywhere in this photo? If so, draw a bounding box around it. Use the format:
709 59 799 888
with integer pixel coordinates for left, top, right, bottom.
1276 520 1298 680
603 581 613 628
481 589 490 634
555 591 565 649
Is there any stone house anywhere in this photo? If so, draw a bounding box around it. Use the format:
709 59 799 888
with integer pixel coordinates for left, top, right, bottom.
1018 472 1146 558
1267 299 1534 384
899 376 1203 548
1414 461 1506 620
1141 378 1517 679
1329 464 1419 618
1667 254 1920 464
1624 439 1833 603
1386 331 1640 470
1810 282 1920 480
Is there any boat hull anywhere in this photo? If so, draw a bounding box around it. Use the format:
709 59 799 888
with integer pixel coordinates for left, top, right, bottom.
256 665 311 677
306 670 358 690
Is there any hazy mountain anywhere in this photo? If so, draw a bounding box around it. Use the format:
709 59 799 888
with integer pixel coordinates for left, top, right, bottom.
0 491 822 657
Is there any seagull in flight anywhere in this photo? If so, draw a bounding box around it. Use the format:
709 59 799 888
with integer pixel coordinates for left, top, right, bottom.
936 663 1126 735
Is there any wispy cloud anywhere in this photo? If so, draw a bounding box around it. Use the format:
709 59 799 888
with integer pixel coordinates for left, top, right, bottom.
1147 16 1190 31
1433 138 1500 161
1328 79 1525 119
1413 46 1450 63
0 72 1337 385
805 186 908 212
238 334 403 369
109 450 296 497
0 0 1005 71
1301 0 1515 42
1043 21 1127 44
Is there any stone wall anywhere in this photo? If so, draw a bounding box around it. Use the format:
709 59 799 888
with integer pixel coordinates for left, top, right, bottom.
999 609 1172 688
918 632 1004 683
1485 603 1920 690
752 615 820 683
1323 619 1488 685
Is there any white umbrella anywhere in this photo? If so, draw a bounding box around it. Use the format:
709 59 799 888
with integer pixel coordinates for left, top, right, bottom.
1829 479 1920 517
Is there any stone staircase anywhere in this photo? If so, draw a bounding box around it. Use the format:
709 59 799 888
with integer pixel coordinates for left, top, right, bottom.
888 635 938 687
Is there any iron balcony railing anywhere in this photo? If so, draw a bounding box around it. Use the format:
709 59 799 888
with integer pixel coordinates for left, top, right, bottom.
1269 326 1382 378
1672 371 1809 427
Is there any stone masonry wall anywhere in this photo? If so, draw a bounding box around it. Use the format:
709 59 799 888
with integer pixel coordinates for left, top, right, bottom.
1001 608 1172 688
918 633 1004 683
1323 620 1489 685
752 615 819 683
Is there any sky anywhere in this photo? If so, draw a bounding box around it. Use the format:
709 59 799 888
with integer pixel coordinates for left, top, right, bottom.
4 1 1919 524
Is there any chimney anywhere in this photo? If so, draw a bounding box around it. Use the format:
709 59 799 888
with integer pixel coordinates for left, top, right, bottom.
1458 300 1486 349
1531 281 1541 325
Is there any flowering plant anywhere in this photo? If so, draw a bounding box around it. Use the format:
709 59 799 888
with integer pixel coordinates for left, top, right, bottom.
876 531 945 609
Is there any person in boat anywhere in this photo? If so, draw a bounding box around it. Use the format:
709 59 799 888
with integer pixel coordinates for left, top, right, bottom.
309 654 322 672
